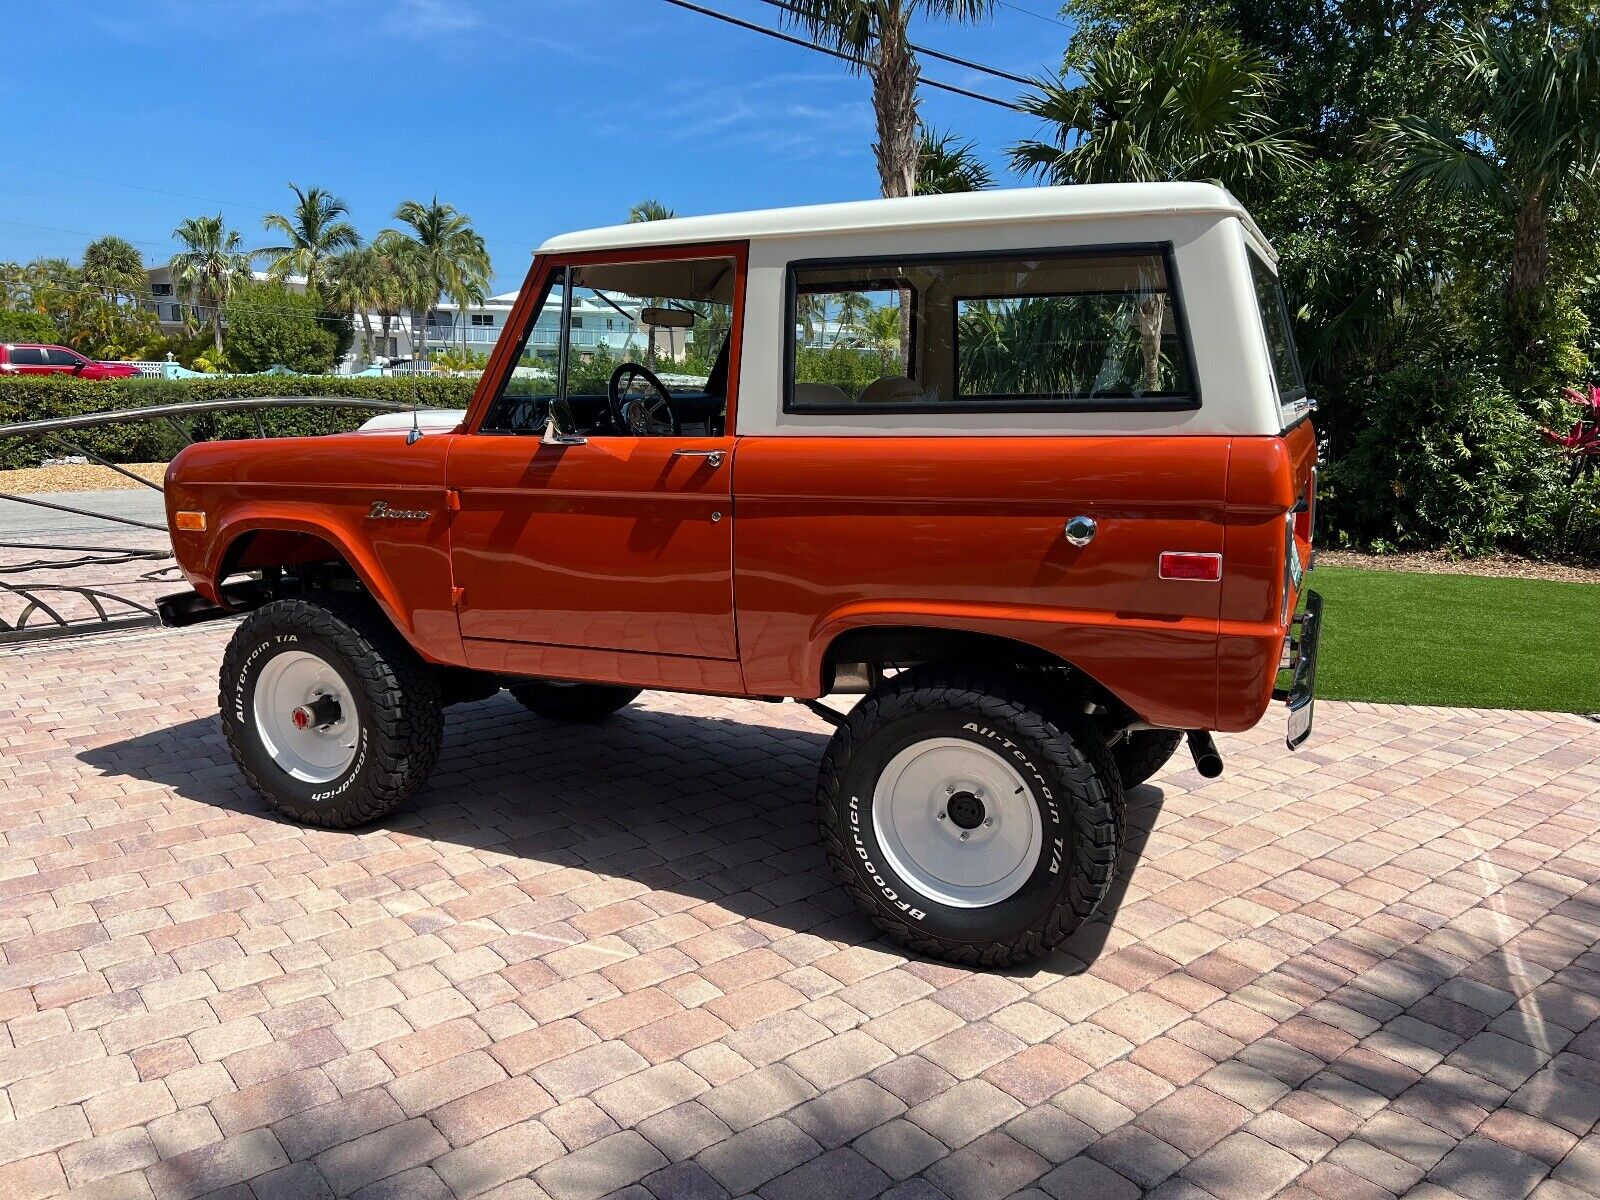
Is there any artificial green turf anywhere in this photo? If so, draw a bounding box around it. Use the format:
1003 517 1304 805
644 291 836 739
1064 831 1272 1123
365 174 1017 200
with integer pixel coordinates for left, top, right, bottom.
1307 565 1599 712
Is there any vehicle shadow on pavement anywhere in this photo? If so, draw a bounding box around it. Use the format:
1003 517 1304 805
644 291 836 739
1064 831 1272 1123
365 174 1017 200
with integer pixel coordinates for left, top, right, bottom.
59 689 1600 1198
77 690 1162 977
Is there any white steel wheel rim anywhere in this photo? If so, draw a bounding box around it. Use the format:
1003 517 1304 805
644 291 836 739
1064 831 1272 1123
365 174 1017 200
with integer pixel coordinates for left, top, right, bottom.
252 650 358 785
872 736 1043 909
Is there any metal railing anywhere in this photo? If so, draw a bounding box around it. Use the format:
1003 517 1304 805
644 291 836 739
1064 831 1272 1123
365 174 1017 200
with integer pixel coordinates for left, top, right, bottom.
0 396 438 645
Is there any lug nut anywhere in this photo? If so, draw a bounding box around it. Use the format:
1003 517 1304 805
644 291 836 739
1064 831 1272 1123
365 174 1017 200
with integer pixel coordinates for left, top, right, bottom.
937 811 946 820
984 818 993 827
959 832 969 841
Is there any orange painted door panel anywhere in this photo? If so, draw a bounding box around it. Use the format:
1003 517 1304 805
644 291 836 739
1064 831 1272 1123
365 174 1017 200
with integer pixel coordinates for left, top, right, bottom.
446 435 738 659
732 436 1232 729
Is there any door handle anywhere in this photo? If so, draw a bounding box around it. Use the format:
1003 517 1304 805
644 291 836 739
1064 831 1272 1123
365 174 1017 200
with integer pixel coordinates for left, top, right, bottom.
672 448 725 468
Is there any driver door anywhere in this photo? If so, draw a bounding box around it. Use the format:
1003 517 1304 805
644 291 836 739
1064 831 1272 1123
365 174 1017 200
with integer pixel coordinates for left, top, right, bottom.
447 245 743 666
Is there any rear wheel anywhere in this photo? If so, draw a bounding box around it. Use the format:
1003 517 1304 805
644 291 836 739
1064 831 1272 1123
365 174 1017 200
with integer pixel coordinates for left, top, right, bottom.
818 666 1124 967
219 596 442 828
1112 729 1183 790
509 681 643 723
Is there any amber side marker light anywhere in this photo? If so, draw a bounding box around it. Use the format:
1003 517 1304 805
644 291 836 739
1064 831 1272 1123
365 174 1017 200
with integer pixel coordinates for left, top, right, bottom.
1159 551 1222 581
174 511 207 531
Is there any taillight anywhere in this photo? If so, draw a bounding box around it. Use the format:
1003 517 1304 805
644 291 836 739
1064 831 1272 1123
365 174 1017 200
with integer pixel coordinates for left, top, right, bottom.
1158 551 1222 581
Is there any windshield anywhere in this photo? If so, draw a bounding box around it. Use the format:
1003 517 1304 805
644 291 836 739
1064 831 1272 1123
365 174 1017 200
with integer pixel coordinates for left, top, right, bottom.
1247 250 1306 407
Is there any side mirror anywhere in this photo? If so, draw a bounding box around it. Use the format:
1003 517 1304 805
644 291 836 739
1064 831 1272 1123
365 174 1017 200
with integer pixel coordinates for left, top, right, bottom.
542 404 586 447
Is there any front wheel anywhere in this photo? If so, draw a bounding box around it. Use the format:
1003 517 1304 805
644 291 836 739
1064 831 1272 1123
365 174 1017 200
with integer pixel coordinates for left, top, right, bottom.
219 596 443 828
818 667 1124 967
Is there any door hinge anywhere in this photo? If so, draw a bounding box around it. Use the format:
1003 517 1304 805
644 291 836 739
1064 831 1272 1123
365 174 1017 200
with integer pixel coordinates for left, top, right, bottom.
451 586 465 608
445 488 462 512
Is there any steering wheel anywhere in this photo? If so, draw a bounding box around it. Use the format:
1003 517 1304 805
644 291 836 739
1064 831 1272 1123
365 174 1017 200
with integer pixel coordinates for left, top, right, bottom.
608 362 681 436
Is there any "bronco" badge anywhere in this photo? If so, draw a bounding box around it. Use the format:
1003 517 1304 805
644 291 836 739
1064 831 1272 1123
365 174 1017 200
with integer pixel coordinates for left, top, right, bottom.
367 500 431 521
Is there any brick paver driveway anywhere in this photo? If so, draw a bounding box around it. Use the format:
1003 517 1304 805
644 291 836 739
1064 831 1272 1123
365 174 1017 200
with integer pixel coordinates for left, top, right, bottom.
3 625 1599 1200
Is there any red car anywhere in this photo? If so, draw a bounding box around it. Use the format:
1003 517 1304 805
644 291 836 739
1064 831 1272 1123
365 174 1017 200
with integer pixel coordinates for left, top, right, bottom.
0 343 142 379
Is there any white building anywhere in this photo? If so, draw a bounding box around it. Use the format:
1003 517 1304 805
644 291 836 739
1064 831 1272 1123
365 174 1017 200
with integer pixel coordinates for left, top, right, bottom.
144 269 653 372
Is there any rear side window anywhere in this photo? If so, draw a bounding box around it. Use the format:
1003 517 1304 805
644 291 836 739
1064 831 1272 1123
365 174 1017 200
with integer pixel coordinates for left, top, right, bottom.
786 246 1196 413
8 347 47 365
1247 251 1306 405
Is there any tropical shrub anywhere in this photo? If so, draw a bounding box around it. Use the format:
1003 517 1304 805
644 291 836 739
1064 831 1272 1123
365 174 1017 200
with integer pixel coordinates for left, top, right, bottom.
0 310 60 343
1322 363 1553 555
222 284 339 374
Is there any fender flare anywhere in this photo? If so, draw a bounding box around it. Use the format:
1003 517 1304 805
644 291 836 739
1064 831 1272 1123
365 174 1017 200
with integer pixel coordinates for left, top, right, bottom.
205 508 417 643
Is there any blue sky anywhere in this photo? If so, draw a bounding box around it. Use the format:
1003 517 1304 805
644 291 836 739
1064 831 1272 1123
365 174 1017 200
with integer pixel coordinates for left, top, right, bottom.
2 0 1073 291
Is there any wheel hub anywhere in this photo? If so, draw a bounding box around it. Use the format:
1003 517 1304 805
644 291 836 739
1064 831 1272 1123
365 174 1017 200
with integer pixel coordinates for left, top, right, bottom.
945 790 986 830
291 693 342 731
872 737 1043 909
252 650 358 786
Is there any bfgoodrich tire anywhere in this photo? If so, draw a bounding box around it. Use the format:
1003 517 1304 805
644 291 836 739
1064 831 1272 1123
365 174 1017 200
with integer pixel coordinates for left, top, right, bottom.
509 681 643 723
219 596 443 828
1112 729 1183 790
818 666 1124 967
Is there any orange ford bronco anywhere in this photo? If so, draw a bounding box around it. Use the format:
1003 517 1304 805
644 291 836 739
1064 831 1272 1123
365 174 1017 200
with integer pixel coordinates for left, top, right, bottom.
162 183 1320 965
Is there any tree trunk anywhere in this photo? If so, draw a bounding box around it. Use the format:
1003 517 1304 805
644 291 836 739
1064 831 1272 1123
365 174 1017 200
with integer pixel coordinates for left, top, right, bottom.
871 4 920 200
211 300 224 355
1506 182 1550 384
1138 296 1166 391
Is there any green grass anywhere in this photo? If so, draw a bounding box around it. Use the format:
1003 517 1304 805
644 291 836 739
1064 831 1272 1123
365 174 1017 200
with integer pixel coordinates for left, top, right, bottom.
1309 565 1599 712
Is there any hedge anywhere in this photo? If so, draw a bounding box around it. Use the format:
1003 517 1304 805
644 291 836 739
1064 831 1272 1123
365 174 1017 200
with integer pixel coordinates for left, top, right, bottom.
0 376 479 468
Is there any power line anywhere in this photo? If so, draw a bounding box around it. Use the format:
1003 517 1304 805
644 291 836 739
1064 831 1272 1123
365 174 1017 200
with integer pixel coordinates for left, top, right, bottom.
749 0 1038 87
658 0 1028 111
0 158 272 215
995 0 1072 28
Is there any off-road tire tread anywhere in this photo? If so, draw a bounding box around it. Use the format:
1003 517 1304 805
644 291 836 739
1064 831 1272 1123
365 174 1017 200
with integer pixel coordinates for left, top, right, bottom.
220 595 443 829
817 664 1124 967
1112 729 1184 790
509 682 644 723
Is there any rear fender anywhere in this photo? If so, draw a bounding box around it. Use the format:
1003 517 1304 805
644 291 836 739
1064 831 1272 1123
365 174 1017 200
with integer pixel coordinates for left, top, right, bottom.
807 601 1220 730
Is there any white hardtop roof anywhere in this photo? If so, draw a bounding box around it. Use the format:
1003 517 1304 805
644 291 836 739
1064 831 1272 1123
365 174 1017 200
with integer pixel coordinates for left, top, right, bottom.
539 182 1271 258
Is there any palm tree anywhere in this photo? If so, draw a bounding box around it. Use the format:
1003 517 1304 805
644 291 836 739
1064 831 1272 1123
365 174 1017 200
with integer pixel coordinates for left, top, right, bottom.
627 199 676 223
862 303 904 370
258 184 360 296
626 200 678 363
81 236 145 301
916 126 994 193
169 214 253 353
381 196 491 366
1008 31 1304 190
1009 32 1303 390
1375 22 1600 380
781 1 996 198
796 292 828 348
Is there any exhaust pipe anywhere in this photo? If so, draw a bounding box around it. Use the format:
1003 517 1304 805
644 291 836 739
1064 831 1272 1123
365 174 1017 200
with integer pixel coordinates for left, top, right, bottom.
1186 730 1224 778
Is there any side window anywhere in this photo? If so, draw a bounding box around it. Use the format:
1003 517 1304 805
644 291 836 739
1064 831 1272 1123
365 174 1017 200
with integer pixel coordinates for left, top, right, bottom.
480 254 739 437
45 348 85 367
1247 251 1306 406
9 347 47 365
786 248 1196 412
793 282 914 405
479 273 561 434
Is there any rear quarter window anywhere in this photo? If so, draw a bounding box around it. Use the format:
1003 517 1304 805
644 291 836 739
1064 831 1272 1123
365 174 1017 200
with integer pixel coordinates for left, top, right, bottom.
1247 251 1306 407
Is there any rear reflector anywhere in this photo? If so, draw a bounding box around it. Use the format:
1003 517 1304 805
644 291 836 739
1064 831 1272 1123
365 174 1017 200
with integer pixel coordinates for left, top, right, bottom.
175 511 207 531
1159 551 1222 581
